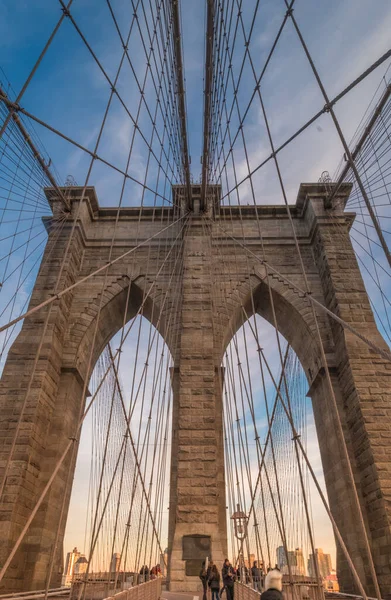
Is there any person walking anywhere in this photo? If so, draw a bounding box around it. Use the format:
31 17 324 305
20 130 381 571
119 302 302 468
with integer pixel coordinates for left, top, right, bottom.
222 559 235 600
200 560 208 600
259 563 265 590
251 561 262 592
208 563 221 600
244 565 249 584
260 569 283 600
140 565 149 583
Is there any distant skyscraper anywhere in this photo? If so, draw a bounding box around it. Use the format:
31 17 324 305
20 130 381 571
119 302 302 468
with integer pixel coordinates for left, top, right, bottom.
276 546 287 570
244 553 255 569
323 571 340 592
74 556 88 577
308 549 332 579
110 553 121 574
63 547 81 586
294 548 305 576
276 547 305 576
160 549 168 576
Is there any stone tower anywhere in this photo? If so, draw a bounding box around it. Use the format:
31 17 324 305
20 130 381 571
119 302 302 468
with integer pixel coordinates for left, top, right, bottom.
0 183 390 595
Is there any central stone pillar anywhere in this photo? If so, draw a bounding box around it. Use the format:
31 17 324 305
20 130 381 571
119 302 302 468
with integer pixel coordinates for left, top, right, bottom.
167 216 227 592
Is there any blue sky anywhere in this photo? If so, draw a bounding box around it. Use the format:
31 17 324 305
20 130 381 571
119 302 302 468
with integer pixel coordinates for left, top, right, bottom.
1 0 391 577
1 0 391 202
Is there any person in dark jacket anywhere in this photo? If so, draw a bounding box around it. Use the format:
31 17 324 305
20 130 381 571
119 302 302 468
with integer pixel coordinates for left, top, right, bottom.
260 569 283 600
208 563 221 600
251 561 262 592
139 566 149 582
199 560 208 600
222 559 235 600
244 566 249 584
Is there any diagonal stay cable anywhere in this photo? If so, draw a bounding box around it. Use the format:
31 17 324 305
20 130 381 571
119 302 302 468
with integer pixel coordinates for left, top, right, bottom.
234 6 385 585
0 214 185 335
210 0 296 184
0 214 188 584
1 0 172 516
0 0 74 142
108 343 167 564
211 218 391 361
244 324 370 600
105 0 182 185
0 94 174 205
171 0 192 199
57 0 179 188
217 6 387 577
0 89 70 210
289 2 391 275
107 0 184 185
91 213 188 578
219 47 391 202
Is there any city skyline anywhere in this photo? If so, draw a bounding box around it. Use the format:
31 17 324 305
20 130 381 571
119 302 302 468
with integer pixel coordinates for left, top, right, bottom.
276 545 333 580
308 548 333 580
64 542 334 578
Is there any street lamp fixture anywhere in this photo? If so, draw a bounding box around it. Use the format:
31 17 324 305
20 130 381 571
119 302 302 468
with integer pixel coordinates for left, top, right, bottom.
231 504 248 541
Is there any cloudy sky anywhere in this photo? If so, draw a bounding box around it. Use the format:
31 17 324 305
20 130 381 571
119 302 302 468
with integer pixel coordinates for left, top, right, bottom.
1 0 391 578
1 0 391 201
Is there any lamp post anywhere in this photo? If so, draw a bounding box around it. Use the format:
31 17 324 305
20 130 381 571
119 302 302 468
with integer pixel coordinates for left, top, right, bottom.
231 504 248 541
231 505 250 585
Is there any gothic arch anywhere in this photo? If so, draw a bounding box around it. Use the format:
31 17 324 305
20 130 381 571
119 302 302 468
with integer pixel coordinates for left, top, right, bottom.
216 263 384 596
220 271 328 385
62 274 175 386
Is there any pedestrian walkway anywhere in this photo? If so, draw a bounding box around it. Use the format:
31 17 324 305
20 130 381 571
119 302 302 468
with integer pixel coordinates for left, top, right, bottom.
161 591 199 600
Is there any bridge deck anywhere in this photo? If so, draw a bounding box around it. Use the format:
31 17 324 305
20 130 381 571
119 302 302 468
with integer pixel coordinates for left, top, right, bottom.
162 592 199 600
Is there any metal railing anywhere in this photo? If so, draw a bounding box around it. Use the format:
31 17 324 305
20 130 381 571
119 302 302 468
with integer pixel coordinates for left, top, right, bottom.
70 573 163 600
324 593 386 600
0 589 69 600
102 578 162 600
235 578 325 600
0 579 162 600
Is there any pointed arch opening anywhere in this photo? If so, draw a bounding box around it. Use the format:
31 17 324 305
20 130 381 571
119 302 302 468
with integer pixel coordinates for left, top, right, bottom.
222 313 338 587
61 279 175 586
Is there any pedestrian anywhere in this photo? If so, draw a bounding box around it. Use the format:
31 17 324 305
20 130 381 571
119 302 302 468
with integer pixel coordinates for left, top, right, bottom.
208 562 221 600
139 566 146 583
260 569 283 600
251 561 262 592
199 560 208 600
244 566 249 584
259 563 265 590
222 559 235 600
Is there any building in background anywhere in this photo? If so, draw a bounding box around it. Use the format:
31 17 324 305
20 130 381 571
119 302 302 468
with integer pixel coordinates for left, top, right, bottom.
237 553 255 569
74 556 88 577
323 572 340 592
62 547 81 586
243 553 255 569
276 546 287 570
308 549 332 579
160 548 169 576
293 548 305 576
276 547 305 576
110 553 121 574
